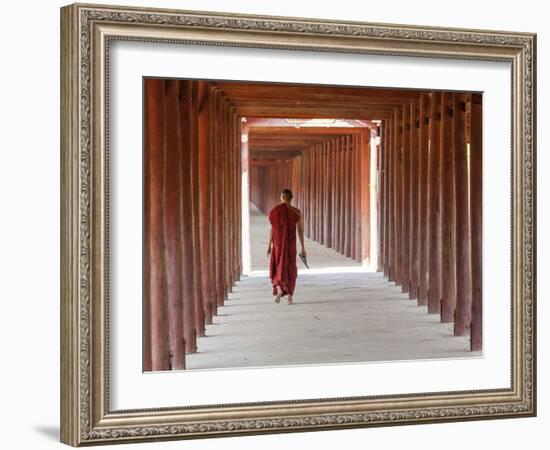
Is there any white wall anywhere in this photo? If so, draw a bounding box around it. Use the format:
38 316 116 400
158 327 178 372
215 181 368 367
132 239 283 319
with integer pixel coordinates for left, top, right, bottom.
0 0 545 448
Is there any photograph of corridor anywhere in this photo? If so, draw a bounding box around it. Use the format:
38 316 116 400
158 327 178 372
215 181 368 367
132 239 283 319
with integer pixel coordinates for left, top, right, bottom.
142 78 482 372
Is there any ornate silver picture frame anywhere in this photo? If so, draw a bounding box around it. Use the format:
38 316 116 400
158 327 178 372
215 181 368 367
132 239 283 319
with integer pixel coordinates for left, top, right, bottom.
60 2 536 446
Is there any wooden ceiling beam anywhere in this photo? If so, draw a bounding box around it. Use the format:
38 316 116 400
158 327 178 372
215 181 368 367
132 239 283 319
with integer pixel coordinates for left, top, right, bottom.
249 126 366 135
237 108 394 119
212 82 423 99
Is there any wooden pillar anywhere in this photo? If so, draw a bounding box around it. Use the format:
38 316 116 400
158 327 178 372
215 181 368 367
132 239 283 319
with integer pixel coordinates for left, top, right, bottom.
428 92 442 314
360 130 371 263
386 119 394 280
379 122 387 272
144 79 171 371
162 79 186 369
409 100 420 299
319 145 324 244
198 82 214 325
344 136 351 258
190 80 205 337
178 80 197 353
453 93 472 335
208 90 218 318
394 108 403 285
355 133 363 262
339 137 346 254
336 138 342 253
401 103 411 293
331 139 337 250
316 147 321 242
469 93 482 351
310 149 316 241
325 141 333 248
222 102 230 301
323 142 328 246
333 139 340 252
440 92 457 323
143 81 153 372
418 94 430 305
305 150 311 238
213 92 224 308
349 135 356 260
236 115 242 278
377 127 384 270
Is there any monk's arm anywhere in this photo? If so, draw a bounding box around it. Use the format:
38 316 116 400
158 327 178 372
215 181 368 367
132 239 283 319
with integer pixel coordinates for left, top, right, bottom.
297 215 306 255
267 226 273 255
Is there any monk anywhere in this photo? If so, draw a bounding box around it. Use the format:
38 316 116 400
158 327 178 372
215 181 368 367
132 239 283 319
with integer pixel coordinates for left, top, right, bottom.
267 188 306 305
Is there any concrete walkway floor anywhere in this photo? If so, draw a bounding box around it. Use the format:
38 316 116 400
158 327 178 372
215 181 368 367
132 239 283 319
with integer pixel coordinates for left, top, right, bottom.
185 203 481 370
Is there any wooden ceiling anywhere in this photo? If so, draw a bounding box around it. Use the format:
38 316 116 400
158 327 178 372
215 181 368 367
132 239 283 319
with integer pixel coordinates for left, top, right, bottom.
209 80 423 164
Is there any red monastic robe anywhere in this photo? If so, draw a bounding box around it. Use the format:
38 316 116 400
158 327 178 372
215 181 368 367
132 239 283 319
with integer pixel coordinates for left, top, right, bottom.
268 203 300 297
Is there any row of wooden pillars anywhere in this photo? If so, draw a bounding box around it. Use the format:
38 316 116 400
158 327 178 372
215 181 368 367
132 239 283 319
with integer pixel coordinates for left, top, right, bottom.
377 92 482 351
143 79 483 371
249 130 372 263
143 79 242 371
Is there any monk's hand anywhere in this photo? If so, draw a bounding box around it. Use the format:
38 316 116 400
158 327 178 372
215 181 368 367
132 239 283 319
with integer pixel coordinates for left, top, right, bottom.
267 246 272 256
300 248 307 257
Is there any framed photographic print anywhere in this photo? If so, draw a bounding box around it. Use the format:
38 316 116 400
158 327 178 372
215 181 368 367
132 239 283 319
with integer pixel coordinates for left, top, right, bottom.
60 2 537 446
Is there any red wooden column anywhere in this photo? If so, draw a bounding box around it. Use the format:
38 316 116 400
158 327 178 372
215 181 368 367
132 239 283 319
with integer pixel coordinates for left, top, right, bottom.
355 132 362 262
310 149 316 241
319 145 325 244
189 80 205 338
344 136 351 258
225 103 235 293
428 92 442 314
340 137 347 255
333 137 342 252
349 135 356 260
386 118 394 280
315 146 321 242
393 108 403 285
379 121 387 272
323 142 329 246
178 80 197 353
377 127 384 270
143 81 153 371
401 103 411 293
360 130 371 263
222 102 230 300
337 137 344 253
325 141 333 248
207 90 218 318
317 143 326 244
349 135 356 259
418 94 430 305
308 149 313 238
197 82 214 325
469 93 483 351
162 79 186 369
316 147 322 242
331 139 337 250
453 93 472 336
235 115 242 278
409 100 420 299
440 92 457 323
350 133 361 259
213 92 224 308
144 79 171 371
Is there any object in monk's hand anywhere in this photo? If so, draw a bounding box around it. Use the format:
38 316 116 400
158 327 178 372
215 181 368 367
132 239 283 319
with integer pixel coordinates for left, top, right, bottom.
299 252 310 269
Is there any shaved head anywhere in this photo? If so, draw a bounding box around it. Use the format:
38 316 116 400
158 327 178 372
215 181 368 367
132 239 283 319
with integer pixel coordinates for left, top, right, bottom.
281 188 293 202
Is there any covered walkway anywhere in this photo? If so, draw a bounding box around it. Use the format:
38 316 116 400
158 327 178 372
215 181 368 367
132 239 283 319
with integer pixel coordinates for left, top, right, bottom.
186 204 477 370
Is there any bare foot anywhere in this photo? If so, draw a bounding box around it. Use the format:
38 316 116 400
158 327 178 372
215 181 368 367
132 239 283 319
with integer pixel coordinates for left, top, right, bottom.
287 296 293 305
274 288 282 304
